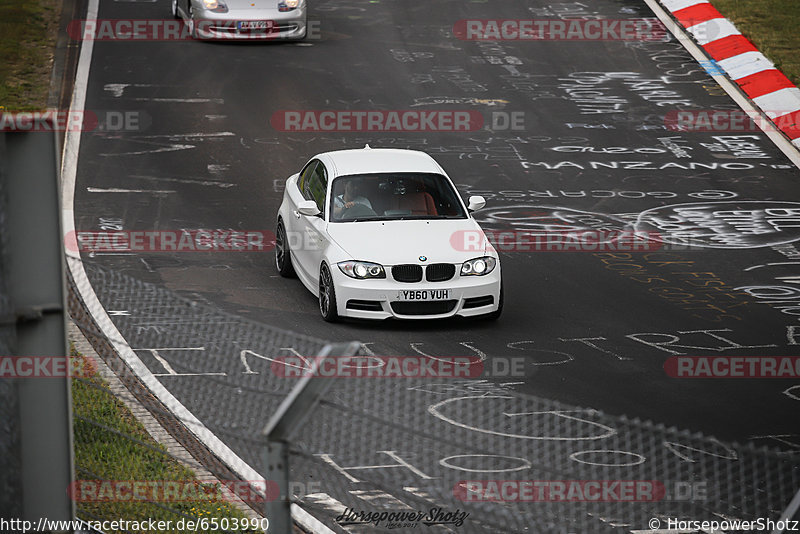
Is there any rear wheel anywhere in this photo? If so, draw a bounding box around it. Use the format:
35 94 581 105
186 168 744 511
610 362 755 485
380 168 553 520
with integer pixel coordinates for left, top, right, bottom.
275 220 295 277
319 263 339 322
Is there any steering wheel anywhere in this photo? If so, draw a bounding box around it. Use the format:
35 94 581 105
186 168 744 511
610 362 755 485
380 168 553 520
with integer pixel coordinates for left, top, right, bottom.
340 203 377 219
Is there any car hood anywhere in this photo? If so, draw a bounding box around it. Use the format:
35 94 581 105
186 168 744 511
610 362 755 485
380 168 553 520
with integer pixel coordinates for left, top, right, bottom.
326 218 493 265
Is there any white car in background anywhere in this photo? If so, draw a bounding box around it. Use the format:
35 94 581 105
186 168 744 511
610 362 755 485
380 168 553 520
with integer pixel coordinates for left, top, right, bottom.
275 146 502 322
172 0 307 40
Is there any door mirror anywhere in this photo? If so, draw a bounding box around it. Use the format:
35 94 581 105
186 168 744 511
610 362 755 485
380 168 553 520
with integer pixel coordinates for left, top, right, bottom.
298 200 322 217
467 195 486 212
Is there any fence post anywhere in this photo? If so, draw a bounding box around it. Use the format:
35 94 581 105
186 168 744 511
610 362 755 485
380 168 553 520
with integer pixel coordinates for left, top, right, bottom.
261 341 360 533
1 127 74 527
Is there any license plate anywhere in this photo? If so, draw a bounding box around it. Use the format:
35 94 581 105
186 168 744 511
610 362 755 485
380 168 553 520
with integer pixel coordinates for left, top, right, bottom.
396 289 451 301
238 20 272 30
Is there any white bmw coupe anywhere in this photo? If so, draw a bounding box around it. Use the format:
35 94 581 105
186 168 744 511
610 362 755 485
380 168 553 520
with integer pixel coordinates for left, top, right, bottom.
275 146 502 322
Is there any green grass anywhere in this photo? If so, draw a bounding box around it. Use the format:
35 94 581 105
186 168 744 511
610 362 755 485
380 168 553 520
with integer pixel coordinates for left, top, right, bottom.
710 0 800 87
71 346 262 533
0 0 61 110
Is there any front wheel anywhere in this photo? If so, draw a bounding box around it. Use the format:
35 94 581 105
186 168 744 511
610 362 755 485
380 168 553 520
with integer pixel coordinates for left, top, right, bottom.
319 263 339 322
275 220 295 277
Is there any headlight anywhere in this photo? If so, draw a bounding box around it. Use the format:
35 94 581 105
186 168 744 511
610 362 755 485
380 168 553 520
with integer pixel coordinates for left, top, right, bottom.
460 256 496 276
338 261 386 279
279 0 300 11
202 0 228 11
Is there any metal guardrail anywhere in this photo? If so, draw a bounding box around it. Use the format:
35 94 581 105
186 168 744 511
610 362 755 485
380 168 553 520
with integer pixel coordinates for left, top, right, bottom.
0 128 74 528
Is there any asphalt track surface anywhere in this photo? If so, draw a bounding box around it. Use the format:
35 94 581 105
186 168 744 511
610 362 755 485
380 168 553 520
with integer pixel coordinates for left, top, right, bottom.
71 0 800 531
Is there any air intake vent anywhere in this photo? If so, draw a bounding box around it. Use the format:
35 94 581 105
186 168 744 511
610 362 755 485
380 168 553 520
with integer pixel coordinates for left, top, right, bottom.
425 263 455 282
392 264 423 283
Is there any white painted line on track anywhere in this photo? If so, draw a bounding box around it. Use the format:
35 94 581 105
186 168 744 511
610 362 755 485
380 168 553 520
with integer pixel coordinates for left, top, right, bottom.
87 187 177 193
136 132 235 138
301 494 355 533
103 83 168 97
773 489 800 534
99 144 195 157
291 502 337 534
131 97 224 103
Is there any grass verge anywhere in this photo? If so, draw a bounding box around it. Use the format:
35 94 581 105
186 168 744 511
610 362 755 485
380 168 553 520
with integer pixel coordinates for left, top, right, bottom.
0 0 62 110
71 346 262 533
710 0 800 87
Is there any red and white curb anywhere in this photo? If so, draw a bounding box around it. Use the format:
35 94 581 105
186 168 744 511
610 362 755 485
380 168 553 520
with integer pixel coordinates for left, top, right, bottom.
658 0 800 148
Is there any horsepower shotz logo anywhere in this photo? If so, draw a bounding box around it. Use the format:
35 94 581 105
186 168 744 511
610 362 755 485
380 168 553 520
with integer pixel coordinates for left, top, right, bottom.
335 507 469 528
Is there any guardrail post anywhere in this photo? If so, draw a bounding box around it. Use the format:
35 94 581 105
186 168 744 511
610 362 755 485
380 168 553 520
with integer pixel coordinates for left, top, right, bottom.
1 126 74 528
261 341 360 533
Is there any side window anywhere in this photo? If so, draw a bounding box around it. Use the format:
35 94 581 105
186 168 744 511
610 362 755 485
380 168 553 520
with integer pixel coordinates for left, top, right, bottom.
298 160 318 194
304 162 328 212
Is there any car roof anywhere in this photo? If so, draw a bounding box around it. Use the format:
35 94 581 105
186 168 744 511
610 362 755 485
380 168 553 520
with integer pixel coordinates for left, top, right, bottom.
317 147 444 178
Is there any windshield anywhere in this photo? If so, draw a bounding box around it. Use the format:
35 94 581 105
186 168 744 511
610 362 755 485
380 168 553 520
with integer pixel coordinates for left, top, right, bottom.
329 172 467 222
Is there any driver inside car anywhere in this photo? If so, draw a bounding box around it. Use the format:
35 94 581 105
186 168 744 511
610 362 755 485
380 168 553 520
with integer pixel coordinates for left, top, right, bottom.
332 179 373 218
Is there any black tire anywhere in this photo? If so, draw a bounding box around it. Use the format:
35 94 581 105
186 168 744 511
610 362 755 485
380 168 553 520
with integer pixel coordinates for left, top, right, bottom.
319 263 339 322
187 2 198 38
275 220 295 277
485 283 503 321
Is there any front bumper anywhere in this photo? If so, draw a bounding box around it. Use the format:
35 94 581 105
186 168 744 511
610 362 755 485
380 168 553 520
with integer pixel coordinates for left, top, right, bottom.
193 6 306 40
332 265 502 320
